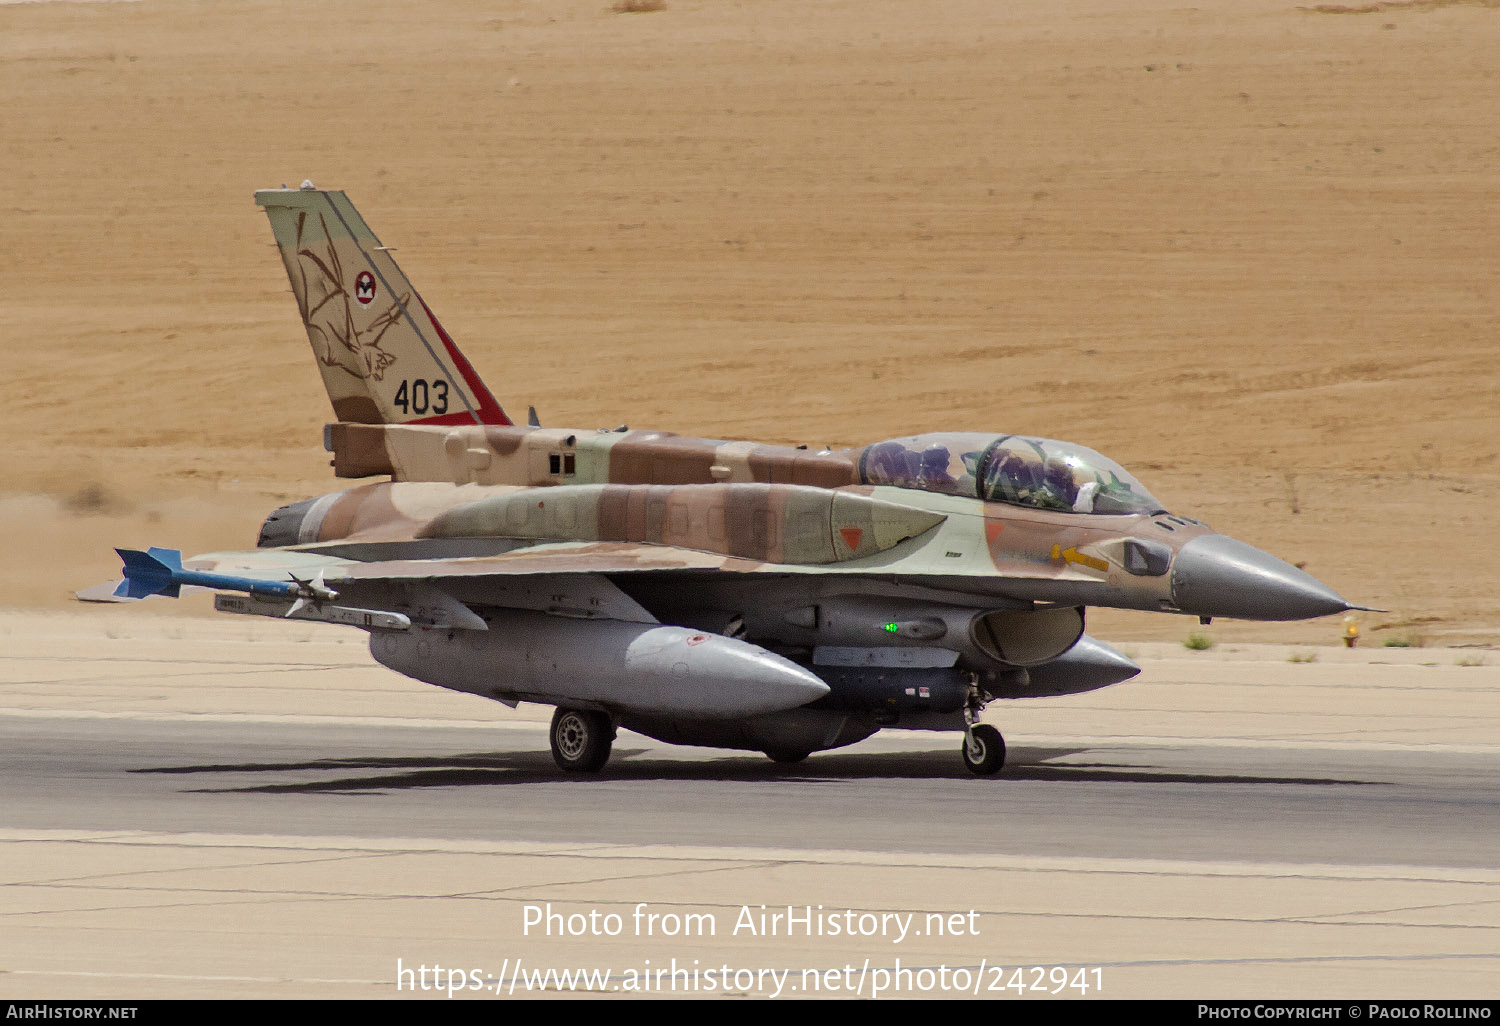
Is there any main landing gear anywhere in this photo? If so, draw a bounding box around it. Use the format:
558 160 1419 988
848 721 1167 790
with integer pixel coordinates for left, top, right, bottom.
549 707 614 773
961 680 1006 776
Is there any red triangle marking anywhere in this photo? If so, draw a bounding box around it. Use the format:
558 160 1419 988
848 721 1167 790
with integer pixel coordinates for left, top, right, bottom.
839 527 863 551
985 523 1003 545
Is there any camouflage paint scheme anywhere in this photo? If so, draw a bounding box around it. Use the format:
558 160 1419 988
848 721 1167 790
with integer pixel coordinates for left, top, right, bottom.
90 186 1361 776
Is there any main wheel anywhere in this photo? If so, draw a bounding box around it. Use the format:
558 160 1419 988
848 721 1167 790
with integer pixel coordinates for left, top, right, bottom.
961 724 1006 776
550 708 614 773
763 749 810 765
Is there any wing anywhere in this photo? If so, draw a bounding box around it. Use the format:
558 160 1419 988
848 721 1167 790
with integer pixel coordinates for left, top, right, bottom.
328 541 763 579
191 541 766 625
83 541 758 627
85 531 1029 633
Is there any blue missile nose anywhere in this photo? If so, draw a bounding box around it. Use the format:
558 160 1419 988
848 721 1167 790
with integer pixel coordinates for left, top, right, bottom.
1171 534 1354 621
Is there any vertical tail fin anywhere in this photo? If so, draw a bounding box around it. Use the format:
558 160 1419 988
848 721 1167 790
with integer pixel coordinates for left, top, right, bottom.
255 184 511 427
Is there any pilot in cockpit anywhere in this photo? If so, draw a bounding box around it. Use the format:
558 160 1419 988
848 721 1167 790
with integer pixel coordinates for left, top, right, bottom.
916 445 956 491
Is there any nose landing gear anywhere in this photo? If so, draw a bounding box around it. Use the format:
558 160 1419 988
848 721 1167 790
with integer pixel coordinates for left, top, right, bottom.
961 680 1006 776
962 724 1006 776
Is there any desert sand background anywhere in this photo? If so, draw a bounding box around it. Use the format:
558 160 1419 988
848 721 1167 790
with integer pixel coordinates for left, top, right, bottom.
2 0 1497 647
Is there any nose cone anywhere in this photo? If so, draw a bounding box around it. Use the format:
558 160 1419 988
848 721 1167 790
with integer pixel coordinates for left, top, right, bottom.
1171 534 1354 621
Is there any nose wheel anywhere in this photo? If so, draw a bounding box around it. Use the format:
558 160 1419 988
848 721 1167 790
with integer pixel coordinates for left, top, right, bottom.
550 707 614 773
961 724 1006 776
961 678 1005 776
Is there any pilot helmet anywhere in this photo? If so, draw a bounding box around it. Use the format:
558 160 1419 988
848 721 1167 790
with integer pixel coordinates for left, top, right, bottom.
1043 454 1082 505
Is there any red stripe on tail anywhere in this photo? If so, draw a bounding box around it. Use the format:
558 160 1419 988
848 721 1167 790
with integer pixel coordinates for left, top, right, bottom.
417 298 511 426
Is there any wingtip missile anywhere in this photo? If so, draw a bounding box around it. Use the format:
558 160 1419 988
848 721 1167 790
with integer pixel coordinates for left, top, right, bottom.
114 546 305 602
85 548 210 602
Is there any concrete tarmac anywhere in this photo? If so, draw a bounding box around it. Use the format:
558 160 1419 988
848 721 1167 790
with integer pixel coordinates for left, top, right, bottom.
1 610 1496 999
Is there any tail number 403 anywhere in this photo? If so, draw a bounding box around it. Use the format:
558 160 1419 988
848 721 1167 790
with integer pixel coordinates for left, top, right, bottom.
394 378 450 416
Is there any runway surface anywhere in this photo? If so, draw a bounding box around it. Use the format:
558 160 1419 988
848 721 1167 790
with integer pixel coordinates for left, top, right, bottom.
1 611 1497 998
4 713 1498 869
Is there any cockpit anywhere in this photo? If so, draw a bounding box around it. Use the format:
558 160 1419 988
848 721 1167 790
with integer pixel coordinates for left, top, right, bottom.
857 433 1165 515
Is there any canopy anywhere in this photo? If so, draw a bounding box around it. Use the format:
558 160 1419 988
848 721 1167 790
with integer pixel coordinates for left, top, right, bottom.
858 433 1164 515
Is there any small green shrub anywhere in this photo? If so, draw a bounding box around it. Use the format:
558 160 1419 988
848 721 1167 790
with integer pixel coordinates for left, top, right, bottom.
1183 631 1215 651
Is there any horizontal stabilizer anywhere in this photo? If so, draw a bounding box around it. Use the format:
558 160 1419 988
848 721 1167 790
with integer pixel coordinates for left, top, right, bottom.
78 580 141 603
79 580 211 604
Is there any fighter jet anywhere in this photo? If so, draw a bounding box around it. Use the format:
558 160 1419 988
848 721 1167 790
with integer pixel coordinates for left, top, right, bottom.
86 185 1364 776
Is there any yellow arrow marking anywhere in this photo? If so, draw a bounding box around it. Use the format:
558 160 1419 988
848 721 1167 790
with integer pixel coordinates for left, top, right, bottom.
1050 544 1109 573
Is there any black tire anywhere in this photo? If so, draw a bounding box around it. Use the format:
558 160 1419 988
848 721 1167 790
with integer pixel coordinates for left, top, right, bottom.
764 749 810 765
961 724 1006 776
550 708 613 773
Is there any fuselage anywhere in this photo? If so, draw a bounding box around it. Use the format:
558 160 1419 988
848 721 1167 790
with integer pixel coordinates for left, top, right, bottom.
266 422 1353 627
